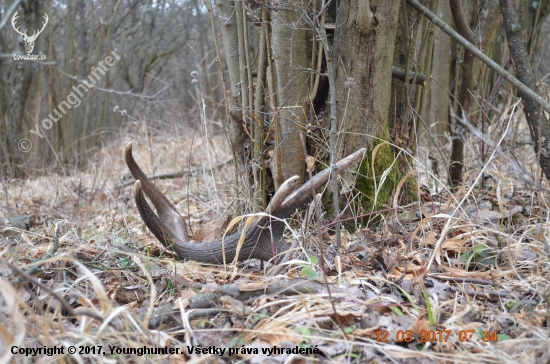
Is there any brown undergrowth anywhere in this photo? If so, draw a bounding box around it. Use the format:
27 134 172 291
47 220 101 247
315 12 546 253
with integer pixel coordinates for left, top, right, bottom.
1 101 550 363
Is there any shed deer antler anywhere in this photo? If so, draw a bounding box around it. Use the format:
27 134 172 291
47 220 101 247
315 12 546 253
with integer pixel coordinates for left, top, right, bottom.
125 142 365 264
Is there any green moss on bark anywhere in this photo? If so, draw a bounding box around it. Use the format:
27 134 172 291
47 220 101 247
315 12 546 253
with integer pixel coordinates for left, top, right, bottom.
354 141 399 215
318 138 403 229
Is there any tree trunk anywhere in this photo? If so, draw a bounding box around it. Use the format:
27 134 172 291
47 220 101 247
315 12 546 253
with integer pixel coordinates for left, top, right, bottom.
424 0 453 142
215 0 253 213
472 0 502 93
448 0 477 187
270 0 310 189
2 0 47 178
332 0 401 211
499 0 550 180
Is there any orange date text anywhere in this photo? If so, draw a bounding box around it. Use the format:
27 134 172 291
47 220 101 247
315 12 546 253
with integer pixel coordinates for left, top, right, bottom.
375 330 499 343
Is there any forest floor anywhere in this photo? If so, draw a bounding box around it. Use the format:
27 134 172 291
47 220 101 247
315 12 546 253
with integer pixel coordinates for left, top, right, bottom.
1 102 550 363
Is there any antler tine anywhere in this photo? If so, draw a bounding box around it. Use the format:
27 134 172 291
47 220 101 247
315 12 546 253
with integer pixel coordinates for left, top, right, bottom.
125 142 190 242
134 181 181 248
280 148 366 212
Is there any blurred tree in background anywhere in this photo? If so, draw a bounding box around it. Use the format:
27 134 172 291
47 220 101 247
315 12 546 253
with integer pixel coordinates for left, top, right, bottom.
1 0 213 178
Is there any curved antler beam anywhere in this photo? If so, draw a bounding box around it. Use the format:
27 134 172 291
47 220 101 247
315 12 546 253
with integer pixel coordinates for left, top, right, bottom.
125 142 365 264
125 142 190 241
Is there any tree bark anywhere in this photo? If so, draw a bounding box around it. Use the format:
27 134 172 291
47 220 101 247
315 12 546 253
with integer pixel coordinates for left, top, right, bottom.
333 0 400 159
472 0 502 91
332 0 400 211
2 0 47 178
424 0 453 142
253 13 268 210
215 0 253 213
499 0 550 180
270 0 310 189
448 0 477 187
406 0 550 115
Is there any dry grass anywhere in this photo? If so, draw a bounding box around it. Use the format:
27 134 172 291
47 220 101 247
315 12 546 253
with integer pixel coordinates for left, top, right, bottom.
1 98 550 363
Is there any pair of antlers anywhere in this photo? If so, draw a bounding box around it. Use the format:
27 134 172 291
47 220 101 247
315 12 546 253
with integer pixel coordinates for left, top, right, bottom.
125 142 365 264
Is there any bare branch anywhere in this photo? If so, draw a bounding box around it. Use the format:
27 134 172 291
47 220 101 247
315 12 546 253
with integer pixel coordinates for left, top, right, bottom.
391 66 430 86
406 0 550 115
0 0 22 30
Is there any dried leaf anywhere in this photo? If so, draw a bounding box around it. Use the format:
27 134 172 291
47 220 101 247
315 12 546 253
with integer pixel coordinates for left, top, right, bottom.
441 238 468 252
383 248 399 270
433 340 454 353
124 301 139 309
193 216 231 242
219 296 249 314
175 261 216 278
305 155 315 174
263 326 302 346
143 239 161 255
76 246 102 261
0 321 14 345
439 266 491 279
329 311 359 326
106 278 120 299
421 232 437 246
352 326 380 338
356 228 378 242
474 205 522 222
179 289 196 300
409 309 430 336
389 264 427 281
512 312 545 326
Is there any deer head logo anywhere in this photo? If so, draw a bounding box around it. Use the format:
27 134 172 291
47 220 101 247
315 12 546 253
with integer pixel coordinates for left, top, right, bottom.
11 11 48 54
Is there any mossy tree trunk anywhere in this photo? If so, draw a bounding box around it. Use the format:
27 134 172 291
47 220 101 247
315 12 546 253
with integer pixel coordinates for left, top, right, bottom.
212 0 418 218
332 0 401 213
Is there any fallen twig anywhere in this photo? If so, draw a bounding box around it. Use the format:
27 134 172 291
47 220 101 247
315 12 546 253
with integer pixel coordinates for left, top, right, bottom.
115 158 233 189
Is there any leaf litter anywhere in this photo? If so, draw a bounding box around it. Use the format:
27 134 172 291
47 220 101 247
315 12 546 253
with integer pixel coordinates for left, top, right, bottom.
1 112 550 363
